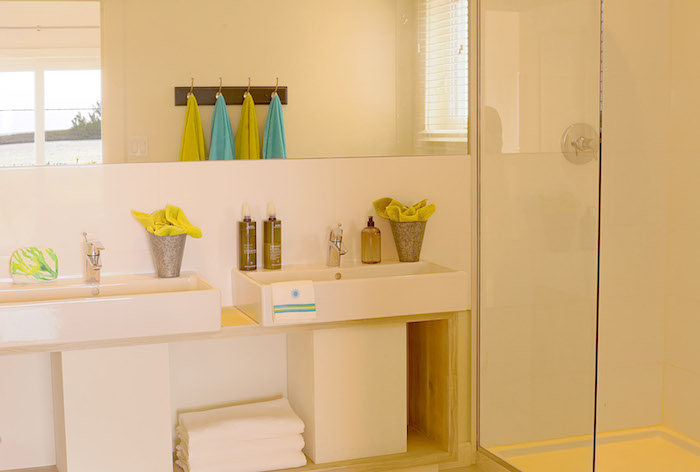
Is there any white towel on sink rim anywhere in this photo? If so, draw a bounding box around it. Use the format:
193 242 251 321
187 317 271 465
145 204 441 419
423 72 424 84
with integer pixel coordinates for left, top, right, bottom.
271 280 316 324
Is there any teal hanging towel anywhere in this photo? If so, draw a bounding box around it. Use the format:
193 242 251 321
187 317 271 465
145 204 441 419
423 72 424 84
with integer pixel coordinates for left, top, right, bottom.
263 94 287 159
209 95 236 160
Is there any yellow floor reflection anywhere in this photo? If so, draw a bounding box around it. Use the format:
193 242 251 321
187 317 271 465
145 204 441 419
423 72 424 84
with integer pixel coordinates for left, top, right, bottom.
492 427 700 472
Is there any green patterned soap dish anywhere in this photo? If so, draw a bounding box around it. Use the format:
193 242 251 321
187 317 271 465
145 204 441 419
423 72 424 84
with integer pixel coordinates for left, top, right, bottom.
10 247 59 284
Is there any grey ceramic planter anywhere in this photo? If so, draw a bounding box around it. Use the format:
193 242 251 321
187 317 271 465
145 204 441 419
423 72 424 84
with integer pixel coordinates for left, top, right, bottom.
389 220 427 262
148 232 187 278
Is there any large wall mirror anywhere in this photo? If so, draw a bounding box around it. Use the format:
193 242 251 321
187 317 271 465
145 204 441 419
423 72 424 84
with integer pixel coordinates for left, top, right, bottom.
0 0 468 166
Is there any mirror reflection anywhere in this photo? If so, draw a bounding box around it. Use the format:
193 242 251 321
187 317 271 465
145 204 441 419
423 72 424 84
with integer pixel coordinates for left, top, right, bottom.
0 0 467 166
0 1 101 166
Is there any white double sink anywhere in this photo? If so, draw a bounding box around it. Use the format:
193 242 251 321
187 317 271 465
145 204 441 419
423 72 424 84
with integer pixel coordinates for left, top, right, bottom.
0 261 468 349
233 261 469 326
0 273 221 349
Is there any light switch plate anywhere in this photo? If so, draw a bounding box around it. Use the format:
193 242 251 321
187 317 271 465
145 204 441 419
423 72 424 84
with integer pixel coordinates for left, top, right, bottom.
128 136 149 157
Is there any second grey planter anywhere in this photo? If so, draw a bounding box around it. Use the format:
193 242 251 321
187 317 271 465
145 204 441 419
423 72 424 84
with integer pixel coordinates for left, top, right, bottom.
148 232 187 278
389 220 427 262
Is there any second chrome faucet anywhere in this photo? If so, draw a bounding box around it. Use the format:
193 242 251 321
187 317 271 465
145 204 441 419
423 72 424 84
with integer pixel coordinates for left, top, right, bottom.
327 223 347 267
83 232 104 283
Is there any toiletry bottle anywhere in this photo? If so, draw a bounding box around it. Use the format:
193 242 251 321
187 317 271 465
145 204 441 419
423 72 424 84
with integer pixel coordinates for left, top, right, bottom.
361 216 381 264
239 203 257 271
263 203 282 270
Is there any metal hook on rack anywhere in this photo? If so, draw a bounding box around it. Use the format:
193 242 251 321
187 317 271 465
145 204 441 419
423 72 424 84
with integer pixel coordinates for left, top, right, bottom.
243 77 251 98
271 77 279 98
215 77 223 99
187 77 194 98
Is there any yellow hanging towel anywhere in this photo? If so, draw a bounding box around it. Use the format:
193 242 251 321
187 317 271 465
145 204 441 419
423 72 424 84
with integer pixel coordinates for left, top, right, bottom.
235 94 261 159
180 94 207 161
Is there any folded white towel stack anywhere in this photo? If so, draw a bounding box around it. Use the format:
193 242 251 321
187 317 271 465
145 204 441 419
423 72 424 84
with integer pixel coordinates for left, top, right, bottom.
176 398 307 472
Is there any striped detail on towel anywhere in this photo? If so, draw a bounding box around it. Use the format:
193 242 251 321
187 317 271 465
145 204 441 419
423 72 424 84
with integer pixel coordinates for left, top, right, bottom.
273 303 316 314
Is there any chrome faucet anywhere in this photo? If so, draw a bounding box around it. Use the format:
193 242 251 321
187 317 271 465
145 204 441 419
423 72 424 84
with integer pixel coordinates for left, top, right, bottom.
327 223 347 267
83 232 104 283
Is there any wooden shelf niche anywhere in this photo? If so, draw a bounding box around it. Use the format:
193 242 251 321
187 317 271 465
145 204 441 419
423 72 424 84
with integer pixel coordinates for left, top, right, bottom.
408 319 452 452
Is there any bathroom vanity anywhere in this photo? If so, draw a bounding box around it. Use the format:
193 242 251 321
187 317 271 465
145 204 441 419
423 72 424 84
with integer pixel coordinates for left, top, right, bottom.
0 261 470 472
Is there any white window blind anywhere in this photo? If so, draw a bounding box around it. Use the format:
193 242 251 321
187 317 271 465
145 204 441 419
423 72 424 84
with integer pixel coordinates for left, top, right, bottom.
420 0 468 143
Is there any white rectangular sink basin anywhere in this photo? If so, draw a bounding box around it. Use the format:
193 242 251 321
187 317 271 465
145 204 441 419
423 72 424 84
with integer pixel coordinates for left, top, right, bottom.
0 273 221 349
232 261 469 326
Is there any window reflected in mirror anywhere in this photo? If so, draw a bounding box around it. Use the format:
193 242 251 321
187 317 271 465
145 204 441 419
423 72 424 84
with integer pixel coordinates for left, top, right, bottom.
0 1 101 166
421 0 469 146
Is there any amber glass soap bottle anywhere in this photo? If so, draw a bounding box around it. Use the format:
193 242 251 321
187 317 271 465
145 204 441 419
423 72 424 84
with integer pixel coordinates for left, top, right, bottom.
361 216 381 264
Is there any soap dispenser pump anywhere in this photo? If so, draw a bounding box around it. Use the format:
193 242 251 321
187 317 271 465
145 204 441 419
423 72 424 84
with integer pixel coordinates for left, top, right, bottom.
361 216 381 264
263 202 282 270
238 203 257 271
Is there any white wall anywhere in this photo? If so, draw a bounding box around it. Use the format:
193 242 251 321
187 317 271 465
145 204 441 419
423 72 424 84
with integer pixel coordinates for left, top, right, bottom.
597 0 670 434
664 0 700 442
0 155 470 468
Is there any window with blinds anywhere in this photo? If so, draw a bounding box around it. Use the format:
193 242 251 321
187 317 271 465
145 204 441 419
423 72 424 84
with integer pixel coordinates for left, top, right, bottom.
419 0 468 143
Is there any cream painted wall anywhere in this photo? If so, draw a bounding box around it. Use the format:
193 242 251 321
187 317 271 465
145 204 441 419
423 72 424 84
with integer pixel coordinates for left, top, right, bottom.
100 0 401 162
665 0 700 443
597 0 669 434
0 1 100 50
0 155 470 468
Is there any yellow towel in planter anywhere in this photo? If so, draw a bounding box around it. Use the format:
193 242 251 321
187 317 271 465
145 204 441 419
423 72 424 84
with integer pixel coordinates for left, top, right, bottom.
180 94 207 161
164 205 202 237
131 205 202 238
373 198 435 222
235 94 261 159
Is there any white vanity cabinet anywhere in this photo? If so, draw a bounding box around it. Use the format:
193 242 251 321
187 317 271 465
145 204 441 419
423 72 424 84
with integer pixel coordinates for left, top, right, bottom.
287 324 407 463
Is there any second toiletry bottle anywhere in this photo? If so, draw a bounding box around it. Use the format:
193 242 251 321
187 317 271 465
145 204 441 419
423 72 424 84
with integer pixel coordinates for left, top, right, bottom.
361 216 381 264
239 203 257 271
263 203 282 270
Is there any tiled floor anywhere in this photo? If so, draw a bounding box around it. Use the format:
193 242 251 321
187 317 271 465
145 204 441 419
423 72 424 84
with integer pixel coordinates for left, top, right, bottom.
488 427 700 472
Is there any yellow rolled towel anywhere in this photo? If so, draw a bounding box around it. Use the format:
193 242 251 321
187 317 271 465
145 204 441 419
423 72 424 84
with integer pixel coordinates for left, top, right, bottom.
131 205 202 238
373 198 436 222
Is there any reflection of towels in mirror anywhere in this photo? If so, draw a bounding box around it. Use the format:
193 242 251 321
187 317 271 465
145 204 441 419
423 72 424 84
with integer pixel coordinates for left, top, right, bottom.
235 94 261 159
263 94 287 159
209 95 235 160
179 94 207 161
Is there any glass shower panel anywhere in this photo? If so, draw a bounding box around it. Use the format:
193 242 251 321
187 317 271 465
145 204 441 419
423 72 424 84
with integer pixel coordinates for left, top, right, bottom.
479 0 601 471
594 2 700 471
